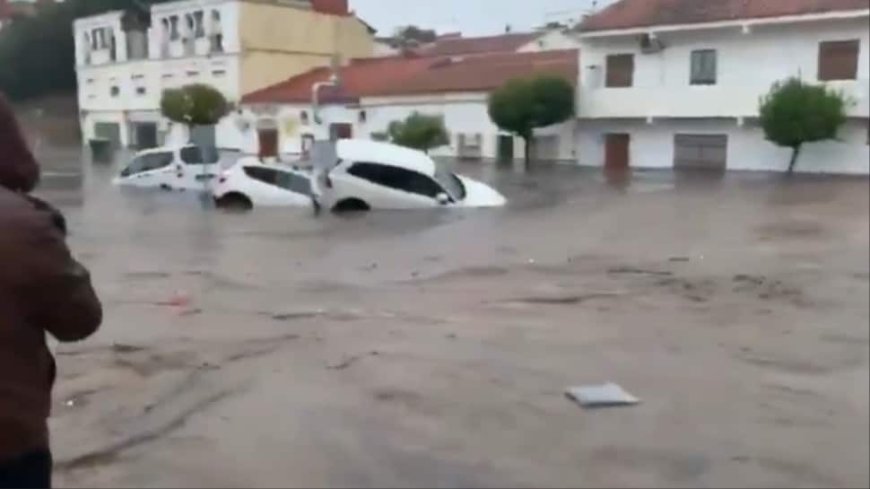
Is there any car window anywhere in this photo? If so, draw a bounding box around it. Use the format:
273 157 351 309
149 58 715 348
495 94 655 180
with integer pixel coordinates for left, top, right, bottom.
243 166 279 185
180 145 219 165
348 162 443 198
434 168 467 201
276 170 311 195
121 151 173 177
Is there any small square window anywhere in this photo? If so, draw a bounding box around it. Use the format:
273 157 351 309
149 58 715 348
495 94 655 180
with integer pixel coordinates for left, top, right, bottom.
110 86 120 97
690 49 717 85
605 54 634 88
136 86 146 96
818 40 860 81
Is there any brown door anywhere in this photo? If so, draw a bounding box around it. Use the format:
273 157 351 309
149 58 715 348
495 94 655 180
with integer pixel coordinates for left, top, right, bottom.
329 123 353 140
258 128 279 158
605 133 630 171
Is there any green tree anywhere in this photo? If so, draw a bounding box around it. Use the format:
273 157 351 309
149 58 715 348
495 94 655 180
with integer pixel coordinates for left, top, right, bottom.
387 112 449 154
392 25 437 50
160 83 230 141
488 75 575 164
0 0 174 101
759 77 848 174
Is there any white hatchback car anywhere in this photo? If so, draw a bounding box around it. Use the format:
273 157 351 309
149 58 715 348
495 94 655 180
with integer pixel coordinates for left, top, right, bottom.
312 140 506 212
213 158 312 210
114 145 220 192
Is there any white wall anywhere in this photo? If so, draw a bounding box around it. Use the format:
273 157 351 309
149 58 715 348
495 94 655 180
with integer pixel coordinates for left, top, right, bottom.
576 119 870 174
578 16 870 119
74 1 245 147
240 93 577 161
517 31 580 52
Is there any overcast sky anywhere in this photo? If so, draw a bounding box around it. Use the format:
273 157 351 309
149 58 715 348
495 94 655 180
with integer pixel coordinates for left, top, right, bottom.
349 0 614 36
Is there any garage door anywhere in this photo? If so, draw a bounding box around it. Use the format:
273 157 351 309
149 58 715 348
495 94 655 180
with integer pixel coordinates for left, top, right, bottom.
674 134 727 171
94 122 122 149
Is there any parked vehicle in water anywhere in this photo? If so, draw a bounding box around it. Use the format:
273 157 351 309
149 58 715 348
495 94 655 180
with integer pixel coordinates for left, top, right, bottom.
213 158 312 210
311 139 506 212
114 145 220 191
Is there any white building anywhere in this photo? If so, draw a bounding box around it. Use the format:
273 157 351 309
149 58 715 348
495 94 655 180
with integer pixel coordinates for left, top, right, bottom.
575 0 870 174
73 0 374 151
240 48 578 162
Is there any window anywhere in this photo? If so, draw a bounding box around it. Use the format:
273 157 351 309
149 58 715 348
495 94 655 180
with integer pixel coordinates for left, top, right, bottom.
110 85 120 97
121 152 173 176
348 162 443 198
818 40 859 81
690 49 717 85
193 11 205 38
605 54 634 88
169 16 180 41
180 145 219 164
212 69 226 77
434 168 466 200
276 170 312 195
243 166 278 185
210 10 224 53
136 86 147 96
187 71 199 78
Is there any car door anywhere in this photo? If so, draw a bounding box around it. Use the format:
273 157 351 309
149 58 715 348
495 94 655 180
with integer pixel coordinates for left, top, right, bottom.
274 168 313 205
337 162 443 209
120 151 175 188
178 145 220 191
241 166 307 206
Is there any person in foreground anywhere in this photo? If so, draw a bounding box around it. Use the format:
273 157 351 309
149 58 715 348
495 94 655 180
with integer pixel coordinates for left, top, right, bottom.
0 94 103 488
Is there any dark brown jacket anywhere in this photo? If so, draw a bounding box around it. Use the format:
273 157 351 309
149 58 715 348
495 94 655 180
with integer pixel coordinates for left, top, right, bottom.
0 94 102 461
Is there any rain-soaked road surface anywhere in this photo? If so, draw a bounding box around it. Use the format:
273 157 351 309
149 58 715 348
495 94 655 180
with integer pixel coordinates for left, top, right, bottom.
34 149 870 488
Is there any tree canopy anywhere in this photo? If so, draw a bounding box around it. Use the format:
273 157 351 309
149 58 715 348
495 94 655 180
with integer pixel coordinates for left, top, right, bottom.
759 77 848 173
488 75 575 163
0 0 173 101
160 84 230 127
387 112 449 154
390 25 437 49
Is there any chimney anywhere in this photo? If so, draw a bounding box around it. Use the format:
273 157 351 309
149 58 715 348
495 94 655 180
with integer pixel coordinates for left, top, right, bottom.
311 0 349 16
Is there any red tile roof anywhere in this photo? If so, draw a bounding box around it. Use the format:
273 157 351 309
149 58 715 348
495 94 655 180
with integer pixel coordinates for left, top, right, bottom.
416 32 540 56
579 0 870 32
242 49 579 104
367 49 578 97
242 56 436 104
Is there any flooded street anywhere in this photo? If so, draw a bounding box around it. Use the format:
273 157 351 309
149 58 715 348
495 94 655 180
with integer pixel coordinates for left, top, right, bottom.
36 150 869 488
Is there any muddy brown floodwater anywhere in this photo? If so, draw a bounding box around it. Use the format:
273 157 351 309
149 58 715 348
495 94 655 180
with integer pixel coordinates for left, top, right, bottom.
32 149 870 488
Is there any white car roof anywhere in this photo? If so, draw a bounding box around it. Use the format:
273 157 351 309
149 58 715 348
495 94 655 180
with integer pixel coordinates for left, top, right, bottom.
336 139 436 177
134 144 192 156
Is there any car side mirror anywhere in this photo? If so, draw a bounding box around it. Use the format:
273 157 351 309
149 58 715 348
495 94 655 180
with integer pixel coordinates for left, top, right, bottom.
436 193 450 205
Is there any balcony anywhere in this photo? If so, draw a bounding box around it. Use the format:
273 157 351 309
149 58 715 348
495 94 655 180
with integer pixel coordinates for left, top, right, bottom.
579 80 869 120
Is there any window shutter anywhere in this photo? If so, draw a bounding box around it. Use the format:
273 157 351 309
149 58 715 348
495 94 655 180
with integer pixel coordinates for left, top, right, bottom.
818 40 859 81
606 54 634 88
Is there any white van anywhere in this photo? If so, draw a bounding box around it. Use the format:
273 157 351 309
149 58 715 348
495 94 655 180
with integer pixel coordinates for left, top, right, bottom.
114 145 220 192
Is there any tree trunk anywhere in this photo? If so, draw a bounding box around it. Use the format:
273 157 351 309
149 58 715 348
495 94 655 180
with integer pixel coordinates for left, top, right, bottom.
523 136 533 167
787 145 802 174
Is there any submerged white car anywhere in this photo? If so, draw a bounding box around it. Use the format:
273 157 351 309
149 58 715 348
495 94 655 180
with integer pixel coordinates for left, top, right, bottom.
114 145 220 191
213 158 312 210
312 140 506 212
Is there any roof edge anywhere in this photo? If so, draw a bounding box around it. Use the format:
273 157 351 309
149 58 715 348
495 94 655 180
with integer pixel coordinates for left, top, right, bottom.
578 7 870 37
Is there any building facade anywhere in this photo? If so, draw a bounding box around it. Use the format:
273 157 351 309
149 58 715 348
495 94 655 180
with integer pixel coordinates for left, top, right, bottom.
240 48 579 162
575 0 870 174
73 0 373 150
